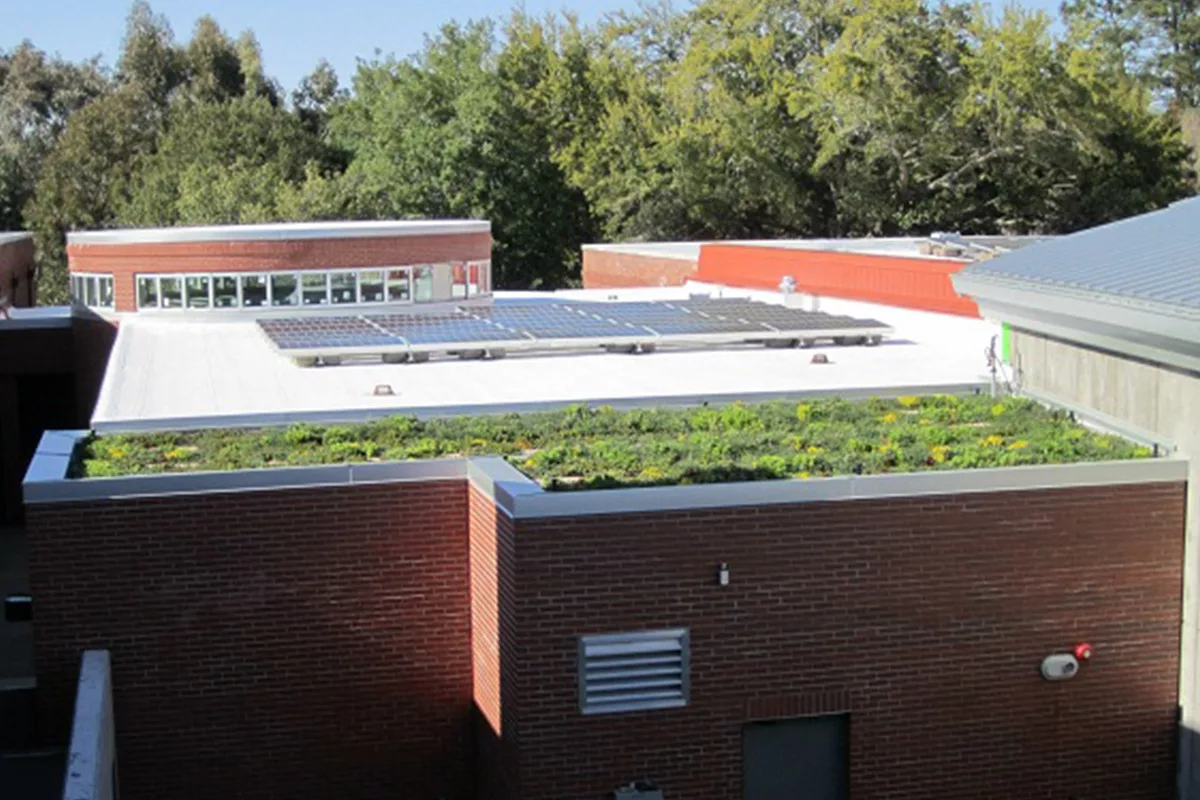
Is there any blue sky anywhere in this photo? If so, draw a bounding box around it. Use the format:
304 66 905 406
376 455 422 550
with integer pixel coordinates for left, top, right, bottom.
5 0 1064 93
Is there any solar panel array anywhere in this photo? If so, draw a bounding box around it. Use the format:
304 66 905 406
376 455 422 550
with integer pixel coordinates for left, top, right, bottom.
257 298 891 358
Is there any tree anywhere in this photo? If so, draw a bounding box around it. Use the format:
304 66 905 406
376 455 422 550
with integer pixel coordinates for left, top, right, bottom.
293 59 345 138
0 42 108 232
116 0 186 105
1064 0 1200 107
26 88 161 302
184 16 245 103
118 95 328 226
332 17 595 288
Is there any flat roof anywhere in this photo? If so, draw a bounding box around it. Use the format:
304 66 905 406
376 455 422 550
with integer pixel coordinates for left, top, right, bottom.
67 219 491 246
91 285 1000 432
0 232 32 246
582 236 1048 263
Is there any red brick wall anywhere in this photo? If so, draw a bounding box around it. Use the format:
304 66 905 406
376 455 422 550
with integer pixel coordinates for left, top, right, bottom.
581 250 698 289
0 236 36 307
469 487 520 800
503 482 1185 799
26 480 474 800
68 232 492 312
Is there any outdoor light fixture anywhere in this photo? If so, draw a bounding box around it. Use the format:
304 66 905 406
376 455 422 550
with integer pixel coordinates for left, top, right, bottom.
373 384 395 396
717 563 730 586
811 353 830 365
1041 653 1079 681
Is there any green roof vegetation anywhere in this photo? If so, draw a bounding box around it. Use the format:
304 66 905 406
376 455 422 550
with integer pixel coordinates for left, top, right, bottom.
75 395 1152 490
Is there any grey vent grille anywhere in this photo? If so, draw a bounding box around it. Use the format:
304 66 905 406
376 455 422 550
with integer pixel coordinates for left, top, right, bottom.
578 629 689 715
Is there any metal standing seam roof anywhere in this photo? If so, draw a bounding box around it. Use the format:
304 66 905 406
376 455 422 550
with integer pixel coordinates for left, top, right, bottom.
957 196 1200 314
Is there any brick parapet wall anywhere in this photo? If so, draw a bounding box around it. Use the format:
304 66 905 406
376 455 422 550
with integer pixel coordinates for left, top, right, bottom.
67 232 492 312
581 250 698 289
506 482 1185 799
27 480 474 800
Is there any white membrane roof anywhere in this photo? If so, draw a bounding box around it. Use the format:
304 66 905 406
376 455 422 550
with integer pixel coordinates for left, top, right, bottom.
91 284 999 432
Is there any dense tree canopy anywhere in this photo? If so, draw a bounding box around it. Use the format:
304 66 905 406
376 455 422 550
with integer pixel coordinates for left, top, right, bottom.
3 0 1197 303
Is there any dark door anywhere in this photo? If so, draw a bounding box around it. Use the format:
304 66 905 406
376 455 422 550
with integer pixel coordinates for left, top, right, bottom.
743 715 848 800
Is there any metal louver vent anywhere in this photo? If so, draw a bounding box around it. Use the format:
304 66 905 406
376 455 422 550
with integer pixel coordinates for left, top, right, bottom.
578 629 689 715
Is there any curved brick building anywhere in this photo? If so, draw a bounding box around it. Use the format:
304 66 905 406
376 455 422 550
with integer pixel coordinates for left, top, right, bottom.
66 219 493 313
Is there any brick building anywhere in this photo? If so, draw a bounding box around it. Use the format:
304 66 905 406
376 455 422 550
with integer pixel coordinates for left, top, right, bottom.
583 235 1047 317
66 220 493 313
7 214 1197 800
17 445 1187 800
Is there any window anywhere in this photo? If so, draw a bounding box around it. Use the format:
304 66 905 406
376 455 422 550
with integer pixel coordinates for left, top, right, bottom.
271 273 299 307
98 276 114 308
241 275 267 307
71 274 115 309
213 275 239 308
160 277 183 309
386 269 411 303
185 275 211 309
578 629 689 715
330 271 357 305
137 276 159 309
360 270 385 303
468 263 481 296
452 263 468 299
126 263 465 310
302 273 328 305
413 266 434 302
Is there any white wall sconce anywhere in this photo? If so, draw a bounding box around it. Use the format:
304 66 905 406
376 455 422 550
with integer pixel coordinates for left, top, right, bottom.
717 563 730 586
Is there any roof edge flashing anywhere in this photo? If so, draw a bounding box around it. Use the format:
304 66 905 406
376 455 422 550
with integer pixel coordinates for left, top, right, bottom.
508 457 1185 518
954 270 1200 324
66 219 491 246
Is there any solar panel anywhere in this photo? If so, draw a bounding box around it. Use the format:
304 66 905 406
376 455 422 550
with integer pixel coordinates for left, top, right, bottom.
255 297 891 360
368 312 523 345
477 304 649 339
258 316 398 350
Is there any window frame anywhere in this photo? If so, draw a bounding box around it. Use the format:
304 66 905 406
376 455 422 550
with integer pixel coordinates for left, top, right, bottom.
136 275 160 309
239 274 269 308
451 262 469 299
184 275 212 310
359 269 387 304
269 272 300 308
212 273 241 309
413 265 435 303
328 269 359 306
